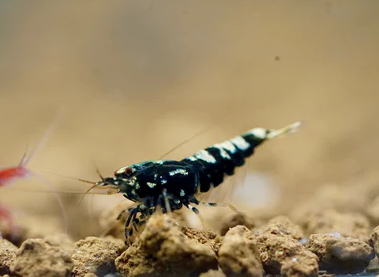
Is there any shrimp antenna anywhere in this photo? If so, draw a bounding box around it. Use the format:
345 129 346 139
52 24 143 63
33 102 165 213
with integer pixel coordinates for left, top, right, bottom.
18 144 29 167
159 112 234 159
85 163 105 216
19 111 61 167
77 178 97 185
77 163 113 205
78 183 99 205
30 172 69 233
33 169 98 185
94 162 105 181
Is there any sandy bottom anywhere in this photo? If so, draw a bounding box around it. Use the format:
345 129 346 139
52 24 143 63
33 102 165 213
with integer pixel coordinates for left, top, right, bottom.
1 1 379 276
2 176 379 276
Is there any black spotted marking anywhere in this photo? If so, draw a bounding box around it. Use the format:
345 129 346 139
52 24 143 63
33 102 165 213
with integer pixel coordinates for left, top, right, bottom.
94 122 300 241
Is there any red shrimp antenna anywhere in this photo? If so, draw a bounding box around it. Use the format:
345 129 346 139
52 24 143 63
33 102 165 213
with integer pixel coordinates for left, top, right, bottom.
15 112 69 231
30 172 69 233
18 144 29 167
18 113 60 167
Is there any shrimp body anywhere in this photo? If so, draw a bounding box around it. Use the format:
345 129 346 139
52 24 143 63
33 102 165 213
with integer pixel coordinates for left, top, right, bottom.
0 166 30 186
0 116 68 235
0 155 32 233
93 121 301 240
0 165 29 235
0 155 67 235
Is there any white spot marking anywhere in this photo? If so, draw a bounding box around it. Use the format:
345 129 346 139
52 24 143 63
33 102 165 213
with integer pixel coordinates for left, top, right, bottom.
169 169 188 176
230 136 250 151
248 128 267 139
213 145 231 159
161 179 167 184
180 189 185 197
187 156 197 161
216 141 237 154
147 182 157 188
127 177 137 187
194 150 216 163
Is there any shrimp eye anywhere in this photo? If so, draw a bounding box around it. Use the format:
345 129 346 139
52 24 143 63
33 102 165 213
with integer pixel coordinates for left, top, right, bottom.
124 167 134 176
114 166 134 176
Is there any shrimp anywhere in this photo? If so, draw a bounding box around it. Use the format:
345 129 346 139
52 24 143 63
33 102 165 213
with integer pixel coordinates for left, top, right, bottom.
0 149 31 234
80 121 301 241
0 148 32 186
0 121 67 237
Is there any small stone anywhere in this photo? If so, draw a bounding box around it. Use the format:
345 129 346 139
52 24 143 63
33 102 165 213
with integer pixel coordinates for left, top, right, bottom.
0 239 17 276
307 233 375 274
181 226 223 254
115 213 218 277
220 213 255 236
218 225 263 277
257 233 318 276
256 216 304 240
71 236 125 277
369 225 379 256
281 255 320 277
11 238 73 277
43 233 74 253
115 245 156 277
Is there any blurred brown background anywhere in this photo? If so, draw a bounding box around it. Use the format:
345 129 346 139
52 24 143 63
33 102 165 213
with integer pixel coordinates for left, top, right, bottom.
0 0 378 238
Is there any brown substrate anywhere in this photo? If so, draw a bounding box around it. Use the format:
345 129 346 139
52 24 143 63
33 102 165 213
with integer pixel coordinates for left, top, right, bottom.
2 203 379 277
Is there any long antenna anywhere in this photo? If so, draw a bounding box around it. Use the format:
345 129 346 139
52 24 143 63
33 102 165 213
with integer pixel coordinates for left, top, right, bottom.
20 111 61 167
30 172 68 233
78 183 99 205
159 112 234 159
32 168 97 184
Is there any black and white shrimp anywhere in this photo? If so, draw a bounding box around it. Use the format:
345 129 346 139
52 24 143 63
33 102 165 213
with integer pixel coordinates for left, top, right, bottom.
84 121 301 239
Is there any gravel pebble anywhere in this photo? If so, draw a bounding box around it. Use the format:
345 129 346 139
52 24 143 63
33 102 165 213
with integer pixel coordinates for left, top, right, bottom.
115 213 218 277
218 225 263 277
256 215 304 240
0 239 17 276
257 233 318 276
11 238 73 277
71 236 125 277
306 233 375 274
